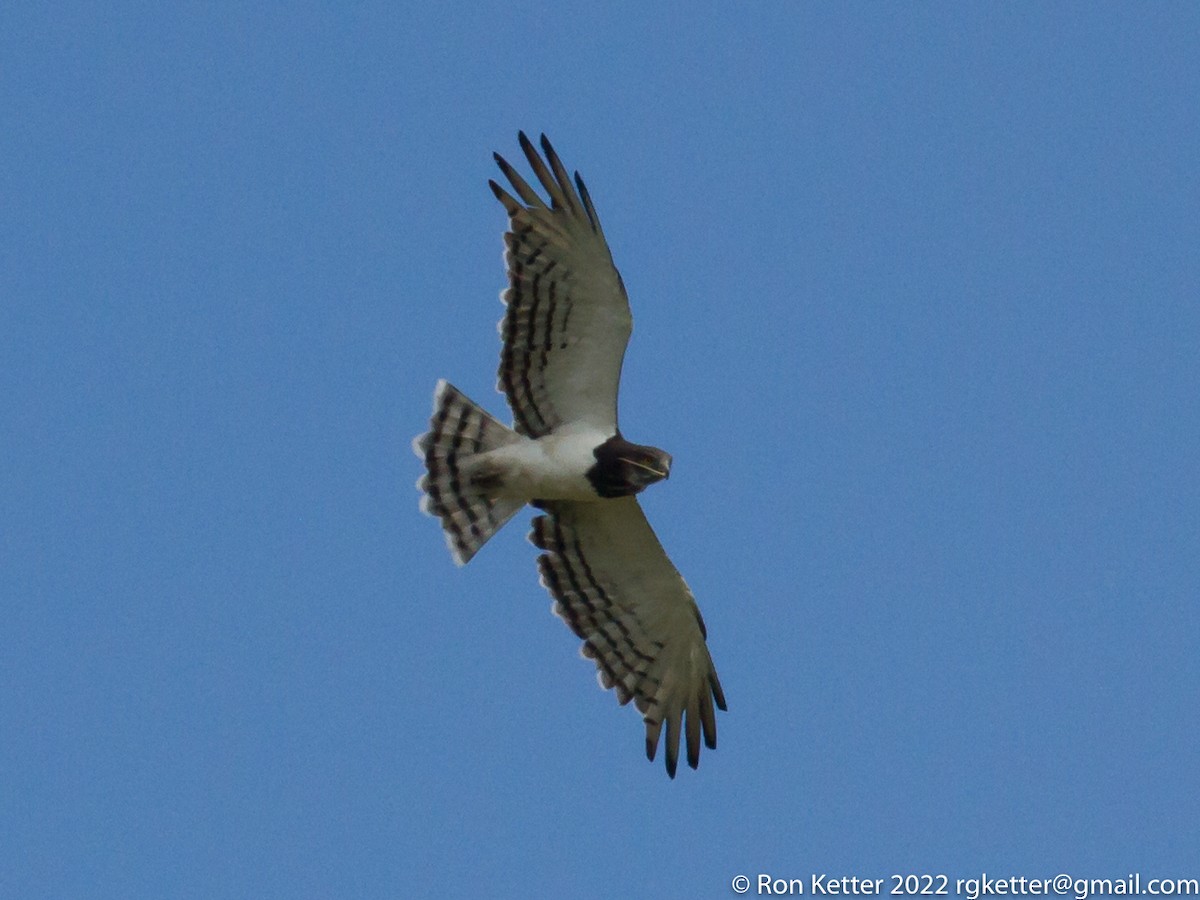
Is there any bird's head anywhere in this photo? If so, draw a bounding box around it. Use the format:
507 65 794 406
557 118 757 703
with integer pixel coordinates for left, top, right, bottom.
618 445 672 490
588 436 672 498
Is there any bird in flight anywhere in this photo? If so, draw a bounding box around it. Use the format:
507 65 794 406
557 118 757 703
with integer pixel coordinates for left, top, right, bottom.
413 133 726 777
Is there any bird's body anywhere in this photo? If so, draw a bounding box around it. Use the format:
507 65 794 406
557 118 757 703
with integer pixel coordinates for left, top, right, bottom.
463 424 618 502
414 133 725 777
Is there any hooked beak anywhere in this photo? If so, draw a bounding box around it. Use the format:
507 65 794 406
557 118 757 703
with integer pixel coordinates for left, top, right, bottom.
620 456 670 480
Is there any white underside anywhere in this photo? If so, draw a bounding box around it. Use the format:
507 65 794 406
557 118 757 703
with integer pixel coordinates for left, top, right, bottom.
462 423 611 502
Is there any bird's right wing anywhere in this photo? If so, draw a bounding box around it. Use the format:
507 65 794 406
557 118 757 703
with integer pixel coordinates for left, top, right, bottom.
529 496 726 777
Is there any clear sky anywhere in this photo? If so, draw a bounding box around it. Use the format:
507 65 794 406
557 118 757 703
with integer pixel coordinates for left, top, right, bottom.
3 4 1198 899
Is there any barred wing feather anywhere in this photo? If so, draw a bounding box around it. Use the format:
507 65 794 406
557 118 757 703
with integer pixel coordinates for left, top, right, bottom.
489 132 631 437
529 497 727 777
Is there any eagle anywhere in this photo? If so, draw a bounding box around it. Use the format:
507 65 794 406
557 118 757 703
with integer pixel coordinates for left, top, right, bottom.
413 133 726 777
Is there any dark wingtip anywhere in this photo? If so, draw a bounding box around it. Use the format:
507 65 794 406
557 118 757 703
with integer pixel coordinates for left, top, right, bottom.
539 134 567 177
575 172 600 230
711 673 728 711
488 179 522 216
492 152 514 177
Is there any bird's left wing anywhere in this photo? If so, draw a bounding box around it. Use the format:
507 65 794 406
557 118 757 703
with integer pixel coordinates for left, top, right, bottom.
490 133 631 437
530 497 726 777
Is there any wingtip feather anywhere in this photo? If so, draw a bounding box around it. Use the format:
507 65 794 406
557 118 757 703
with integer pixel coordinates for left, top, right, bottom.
645 717 662 763
488 179 522 216
711 672 728 711
664 712 681 778
700 689 718 751
686 702 702 770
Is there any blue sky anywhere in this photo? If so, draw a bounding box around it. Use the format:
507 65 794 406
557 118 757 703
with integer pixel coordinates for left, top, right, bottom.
3 4 1198 898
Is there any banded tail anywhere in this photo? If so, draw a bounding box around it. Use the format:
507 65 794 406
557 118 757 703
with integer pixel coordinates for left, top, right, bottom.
413 380 524 565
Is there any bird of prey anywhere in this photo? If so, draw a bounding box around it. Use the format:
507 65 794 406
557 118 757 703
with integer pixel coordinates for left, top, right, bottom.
413 133 726 777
